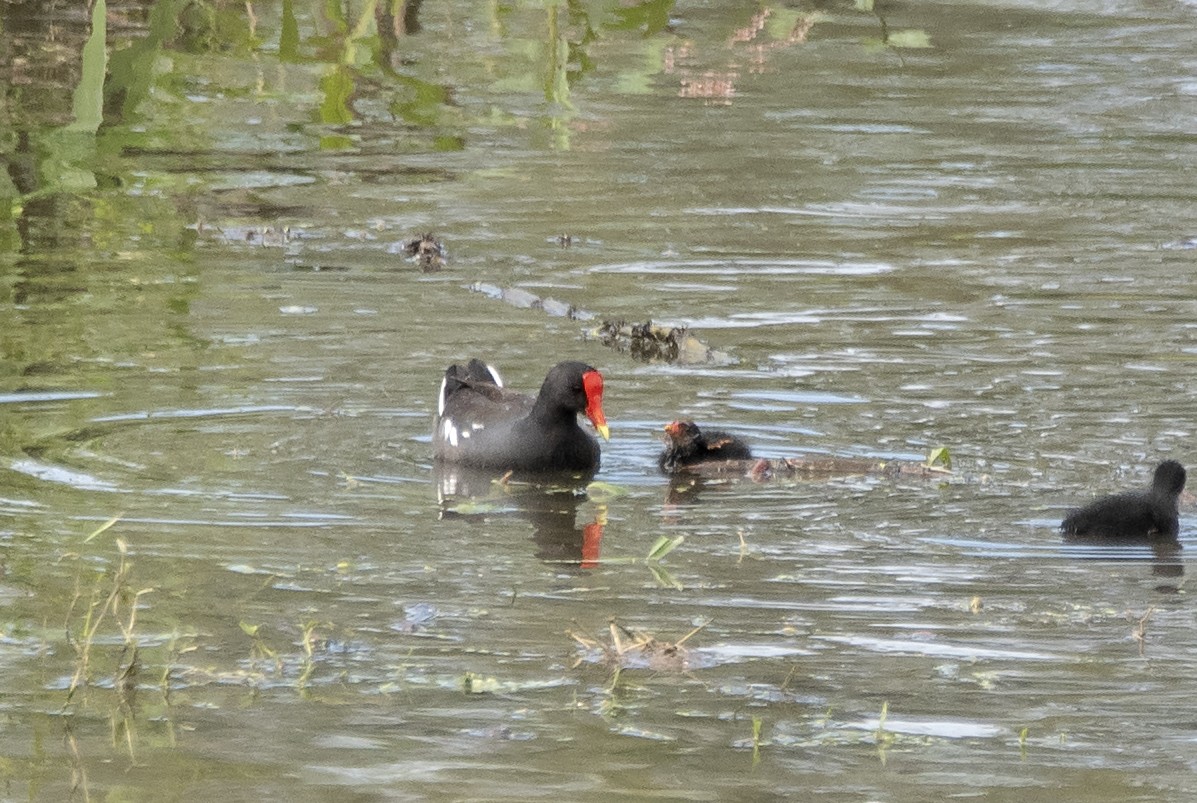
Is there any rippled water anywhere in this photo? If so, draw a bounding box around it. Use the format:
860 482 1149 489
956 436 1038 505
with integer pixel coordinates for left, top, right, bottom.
2 0 1197 799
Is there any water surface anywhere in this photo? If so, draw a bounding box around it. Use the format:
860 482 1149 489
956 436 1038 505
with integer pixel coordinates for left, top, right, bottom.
2 0 1197 799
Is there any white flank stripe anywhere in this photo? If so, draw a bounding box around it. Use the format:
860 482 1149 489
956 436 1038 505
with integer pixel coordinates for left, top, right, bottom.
486 363 504 387
441 419 459 447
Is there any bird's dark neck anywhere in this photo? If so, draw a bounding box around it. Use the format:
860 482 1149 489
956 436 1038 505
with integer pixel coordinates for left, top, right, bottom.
529 399 577 429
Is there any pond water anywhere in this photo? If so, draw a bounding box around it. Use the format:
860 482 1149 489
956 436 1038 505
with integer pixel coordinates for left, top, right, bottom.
2 0 1197 798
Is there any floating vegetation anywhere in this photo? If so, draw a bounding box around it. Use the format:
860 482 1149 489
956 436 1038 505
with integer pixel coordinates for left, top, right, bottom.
195 222 298 248
60 516 158 771
584 480 630 502
468 281 590 320
568 618 707 674
1131 606 1156 657
461 672 566 695
729 715 769 762
924 446 951 470
162 617 346 692
65 521 152 709
645 534 683 587
666 449 954 482
875 700 894 765
592 319 735 365
591 534 684 588
238 620 283 675
463 284 733 364
645 534 683 562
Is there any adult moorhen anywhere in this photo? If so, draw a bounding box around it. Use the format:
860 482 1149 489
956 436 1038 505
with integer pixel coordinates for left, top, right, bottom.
433 359 609 473
1060 460 1186 540
658 420 752 474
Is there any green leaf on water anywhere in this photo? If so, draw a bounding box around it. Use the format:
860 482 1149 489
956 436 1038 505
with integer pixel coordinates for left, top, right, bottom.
586 481 630 501
239 621 260 637
647 563 683 590
925 446 951 469
83 513 122 543
888 29 932 49
441 499 512 515
646 535 683 562
462 672 562 694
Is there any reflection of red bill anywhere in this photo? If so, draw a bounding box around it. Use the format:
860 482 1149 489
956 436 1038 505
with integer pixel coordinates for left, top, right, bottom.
581 520 604 570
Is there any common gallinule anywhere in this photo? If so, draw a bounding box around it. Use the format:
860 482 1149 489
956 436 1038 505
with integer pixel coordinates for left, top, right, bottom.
1060 460 1186 539
433 359 609 472
658 420 752 473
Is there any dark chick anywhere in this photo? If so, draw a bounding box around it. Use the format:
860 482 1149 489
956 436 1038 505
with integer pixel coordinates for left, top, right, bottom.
1060 460 1186 540
658 420 752 474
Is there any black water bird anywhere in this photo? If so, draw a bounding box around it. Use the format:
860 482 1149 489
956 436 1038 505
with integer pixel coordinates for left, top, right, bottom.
433 359 609 473
1060 460 1186 540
